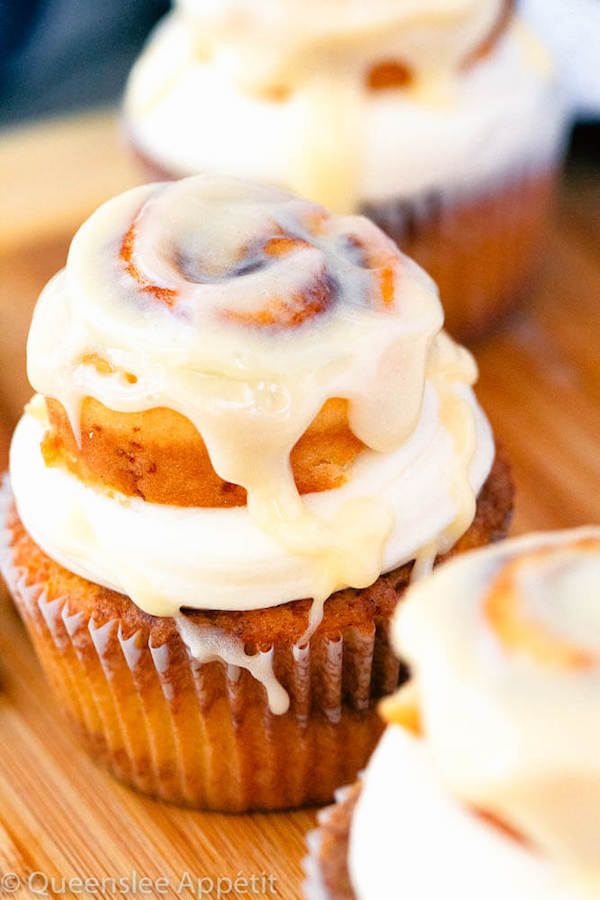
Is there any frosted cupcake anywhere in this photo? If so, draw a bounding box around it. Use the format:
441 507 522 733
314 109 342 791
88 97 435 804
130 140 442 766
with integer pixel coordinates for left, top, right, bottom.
306 528 600 898
0 176 512 811
124 0 568 341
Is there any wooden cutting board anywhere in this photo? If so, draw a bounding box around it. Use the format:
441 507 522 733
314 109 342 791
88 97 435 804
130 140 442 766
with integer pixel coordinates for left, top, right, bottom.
0 110 599 899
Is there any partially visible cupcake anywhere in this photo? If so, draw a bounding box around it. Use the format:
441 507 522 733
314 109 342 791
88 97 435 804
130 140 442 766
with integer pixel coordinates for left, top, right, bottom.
124 0 568 341
1 176 512 811
306 527 600 898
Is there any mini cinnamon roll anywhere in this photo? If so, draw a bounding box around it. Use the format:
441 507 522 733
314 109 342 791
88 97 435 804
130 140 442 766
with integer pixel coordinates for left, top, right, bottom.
306 528 600 898
1 176 511 811
124 0 568 341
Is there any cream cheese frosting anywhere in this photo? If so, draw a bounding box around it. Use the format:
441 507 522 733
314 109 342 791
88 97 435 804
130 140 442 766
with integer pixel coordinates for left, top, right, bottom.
349 725 585 900
348 528 600 898
124 6 565 212
10 387 493 616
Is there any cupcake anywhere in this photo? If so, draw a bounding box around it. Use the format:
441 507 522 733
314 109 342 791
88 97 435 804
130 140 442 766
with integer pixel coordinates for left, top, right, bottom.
306 527 600 898
0 175 512 811
123 0 568 341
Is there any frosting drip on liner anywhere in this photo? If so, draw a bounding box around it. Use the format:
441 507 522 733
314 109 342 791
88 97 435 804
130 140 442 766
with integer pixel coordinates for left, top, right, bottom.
393 528 600 889
26 177 470 619
175 615 290 715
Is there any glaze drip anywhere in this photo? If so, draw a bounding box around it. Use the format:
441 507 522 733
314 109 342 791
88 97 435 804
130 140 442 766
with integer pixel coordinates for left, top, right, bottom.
176 614 290 715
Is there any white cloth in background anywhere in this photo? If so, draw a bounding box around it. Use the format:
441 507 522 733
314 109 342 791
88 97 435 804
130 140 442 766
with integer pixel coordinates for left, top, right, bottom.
523 0 600 117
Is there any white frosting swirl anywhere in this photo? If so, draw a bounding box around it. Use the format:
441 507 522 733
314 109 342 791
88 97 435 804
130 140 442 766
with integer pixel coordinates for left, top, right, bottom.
10 388 493 616
349 725 589 900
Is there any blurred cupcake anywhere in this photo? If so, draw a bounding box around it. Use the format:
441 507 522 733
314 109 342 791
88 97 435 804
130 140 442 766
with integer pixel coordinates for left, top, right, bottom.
124 0 569 341
306 527 600 898
0 176 512 811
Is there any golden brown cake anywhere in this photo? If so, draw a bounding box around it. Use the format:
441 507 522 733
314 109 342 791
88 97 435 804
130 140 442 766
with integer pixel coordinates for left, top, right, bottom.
1 176 511 811
306 529 600 898
124 0 568 341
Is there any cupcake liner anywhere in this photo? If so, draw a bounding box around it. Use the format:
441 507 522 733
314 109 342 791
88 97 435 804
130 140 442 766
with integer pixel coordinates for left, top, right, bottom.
304 831 331 900
0 480 399 811
303 784 360 900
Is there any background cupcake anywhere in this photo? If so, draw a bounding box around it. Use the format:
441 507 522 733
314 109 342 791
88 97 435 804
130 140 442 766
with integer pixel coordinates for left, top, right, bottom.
124 0 569 341
0 175 512 811
306 527 600 899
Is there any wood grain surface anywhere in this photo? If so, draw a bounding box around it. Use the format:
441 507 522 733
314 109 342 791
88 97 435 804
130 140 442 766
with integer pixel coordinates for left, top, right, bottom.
0 111 598 899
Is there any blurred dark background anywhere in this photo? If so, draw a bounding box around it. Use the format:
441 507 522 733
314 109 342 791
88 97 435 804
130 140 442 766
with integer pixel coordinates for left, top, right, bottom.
0 0 168 124
0 0 598 162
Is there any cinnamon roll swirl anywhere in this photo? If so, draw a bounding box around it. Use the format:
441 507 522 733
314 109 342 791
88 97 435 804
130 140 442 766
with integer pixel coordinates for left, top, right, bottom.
394 528 600 878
